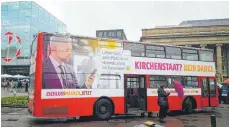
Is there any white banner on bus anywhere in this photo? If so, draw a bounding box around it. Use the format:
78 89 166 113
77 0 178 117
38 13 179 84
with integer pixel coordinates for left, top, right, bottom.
41 89 124 99
147 88 201 96
124 57 216 76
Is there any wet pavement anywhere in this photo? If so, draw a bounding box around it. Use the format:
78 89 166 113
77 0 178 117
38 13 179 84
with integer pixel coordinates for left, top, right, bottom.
1 87 28 97
1 104 229 127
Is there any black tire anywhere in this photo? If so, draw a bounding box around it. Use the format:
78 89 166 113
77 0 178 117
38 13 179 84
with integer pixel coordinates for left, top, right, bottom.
148 112 152 117
183 98 193 114
94 99 113 120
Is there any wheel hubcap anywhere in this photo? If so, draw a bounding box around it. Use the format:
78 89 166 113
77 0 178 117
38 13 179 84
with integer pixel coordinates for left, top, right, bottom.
100 105 107 114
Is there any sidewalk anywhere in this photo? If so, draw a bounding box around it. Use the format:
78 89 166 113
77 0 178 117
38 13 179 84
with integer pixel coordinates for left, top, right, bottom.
219 104 229 108
1 87 28 97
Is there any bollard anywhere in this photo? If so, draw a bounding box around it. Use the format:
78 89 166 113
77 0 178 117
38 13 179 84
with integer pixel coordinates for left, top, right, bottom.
211 114 216 127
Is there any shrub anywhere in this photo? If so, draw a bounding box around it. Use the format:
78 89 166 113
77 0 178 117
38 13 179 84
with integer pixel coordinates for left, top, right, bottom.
1 96 28 107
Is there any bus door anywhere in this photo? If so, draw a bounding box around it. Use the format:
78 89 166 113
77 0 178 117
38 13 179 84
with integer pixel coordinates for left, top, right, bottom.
125 75 147 112
200 77 218 107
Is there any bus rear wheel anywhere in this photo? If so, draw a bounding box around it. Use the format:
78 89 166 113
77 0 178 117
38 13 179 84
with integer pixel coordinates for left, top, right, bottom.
94 99 113 120
183 98 194 114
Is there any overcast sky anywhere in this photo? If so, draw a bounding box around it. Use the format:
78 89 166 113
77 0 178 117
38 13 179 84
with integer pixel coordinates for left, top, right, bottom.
33 1 229 41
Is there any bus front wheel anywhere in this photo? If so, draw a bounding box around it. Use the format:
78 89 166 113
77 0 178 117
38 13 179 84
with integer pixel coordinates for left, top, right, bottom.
94 98 113 120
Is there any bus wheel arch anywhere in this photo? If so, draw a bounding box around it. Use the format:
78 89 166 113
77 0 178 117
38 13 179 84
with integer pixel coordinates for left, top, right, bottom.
182 96 197 113
93 96 114 120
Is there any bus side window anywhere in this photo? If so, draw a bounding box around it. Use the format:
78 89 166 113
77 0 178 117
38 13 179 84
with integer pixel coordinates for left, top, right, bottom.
146 45 165 58
199 50 214 62
123 42 145 57
182 49 198 61
166 47 181 59
209 79 216 97
149 75 166 88
166 76 182 88
202 78 208 97
182 76 198 88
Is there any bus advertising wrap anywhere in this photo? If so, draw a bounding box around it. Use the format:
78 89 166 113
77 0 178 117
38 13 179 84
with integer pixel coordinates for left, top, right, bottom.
41 35 215 99
125 57 216 76
42 35 129 91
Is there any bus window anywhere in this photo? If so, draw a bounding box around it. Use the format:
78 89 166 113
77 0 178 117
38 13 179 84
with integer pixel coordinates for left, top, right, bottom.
31 35 37 54
166 47 181 59
29 73 35 90
167 76 182 88
202 78 208 97
182 76 198 88
98 74 121 89
29 35 37 90
146 45 165 58
123 43 145 57
199 50 213 62
209 79 216 97
149 75 166 88
182 49 198 61
126 76 139 88
126 76 140 95
131 77 139 88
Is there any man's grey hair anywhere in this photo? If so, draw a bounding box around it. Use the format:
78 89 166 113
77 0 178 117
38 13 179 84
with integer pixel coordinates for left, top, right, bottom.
50 36 72 44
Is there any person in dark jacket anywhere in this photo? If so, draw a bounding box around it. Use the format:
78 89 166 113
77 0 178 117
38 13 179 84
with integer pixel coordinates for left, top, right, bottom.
218 86 222 104
25 82 29 92
157 84 170 123
227 86 229 104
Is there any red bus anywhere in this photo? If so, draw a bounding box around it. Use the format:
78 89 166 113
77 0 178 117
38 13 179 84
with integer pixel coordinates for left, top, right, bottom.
28 32 218 120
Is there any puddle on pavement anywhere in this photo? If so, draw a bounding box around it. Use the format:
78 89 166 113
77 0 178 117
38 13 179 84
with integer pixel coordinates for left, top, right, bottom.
5 118 19 121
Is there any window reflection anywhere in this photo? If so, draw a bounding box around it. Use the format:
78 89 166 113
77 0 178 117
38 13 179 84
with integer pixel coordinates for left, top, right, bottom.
202 78 208 97
209 79 216 97
124 43 145 57
146 45 165 58
199 50 213 61
182 76 198 88
1 1 66 57
182 49 198 61
19 1 32 9
166 47 181 59
149 75 166 88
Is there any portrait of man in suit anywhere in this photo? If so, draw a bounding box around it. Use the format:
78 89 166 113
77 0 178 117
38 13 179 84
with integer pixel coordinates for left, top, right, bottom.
43 36 95 89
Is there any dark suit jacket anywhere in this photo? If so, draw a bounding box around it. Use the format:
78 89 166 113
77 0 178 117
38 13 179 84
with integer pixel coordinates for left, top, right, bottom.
43 58 86 89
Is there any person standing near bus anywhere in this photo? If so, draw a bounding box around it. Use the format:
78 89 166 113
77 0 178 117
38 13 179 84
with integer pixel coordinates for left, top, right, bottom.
43 36 95 89
6 80 10 91
24 82 28 92
227 86 229 104
218 86 222 104
157 84 170 123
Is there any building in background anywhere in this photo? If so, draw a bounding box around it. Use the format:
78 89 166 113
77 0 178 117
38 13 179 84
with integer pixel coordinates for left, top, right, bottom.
1 1 66 76
141 18 229 82
96 29 127 40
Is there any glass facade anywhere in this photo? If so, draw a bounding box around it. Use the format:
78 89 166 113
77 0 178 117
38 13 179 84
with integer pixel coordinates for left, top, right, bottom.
1 1 67 75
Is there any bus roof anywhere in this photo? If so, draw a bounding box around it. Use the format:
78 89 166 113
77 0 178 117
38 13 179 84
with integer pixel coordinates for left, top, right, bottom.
41 32 214 52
